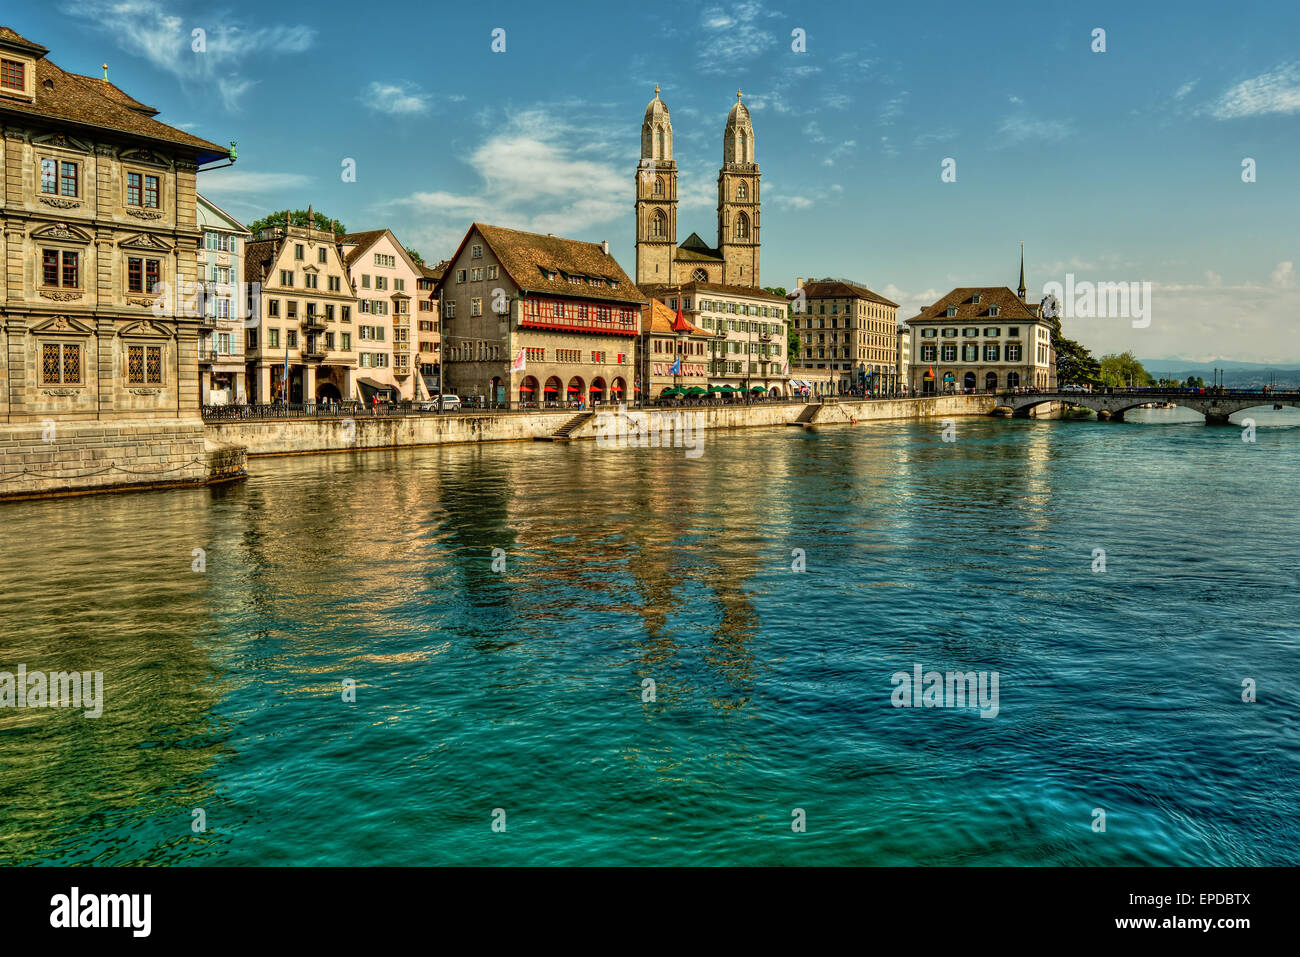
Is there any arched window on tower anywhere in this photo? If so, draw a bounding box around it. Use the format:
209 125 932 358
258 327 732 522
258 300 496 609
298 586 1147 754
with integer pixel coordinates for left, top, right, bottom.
651 209 667 239
656 125 665 158
654 176 664 197
739 129 748 163
735 212 750 240
737 181 747 200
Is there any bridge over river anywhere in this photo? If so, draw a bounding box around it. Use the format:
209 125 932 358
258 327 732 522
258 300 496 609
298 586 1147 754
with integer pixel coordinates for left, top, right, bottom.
994 389 1300 424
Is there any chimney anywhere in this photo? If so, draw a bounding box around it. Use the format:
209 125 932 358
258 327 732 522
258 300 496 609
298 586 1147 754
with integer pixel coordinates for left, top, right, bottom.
601 240 610 255
796 277 805 289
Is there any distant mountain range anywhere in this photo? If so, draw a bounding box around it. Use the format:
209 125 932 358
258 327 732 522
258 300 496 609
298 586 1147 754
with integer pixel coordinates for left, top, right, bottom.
1140 359 1300 389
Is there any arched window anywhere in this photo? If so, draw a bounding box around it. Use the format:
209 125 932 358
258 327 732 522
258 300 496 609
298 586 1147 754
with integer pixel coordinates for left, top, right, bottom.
737 182 747 200
654 176 664 197
738 129 748 163
692 268 708 282
651 209 667 238
735 212 749 240
655 125 665 158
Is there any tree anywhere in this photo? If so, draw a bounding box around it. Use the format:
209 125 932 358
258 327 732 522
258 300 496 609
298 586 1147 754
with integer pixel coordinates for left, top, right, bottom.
1098 351 1152 388
763 286 800 358
406 247 425 267
1044 314 1100 384
247 209 347 238
1186 375 1205 389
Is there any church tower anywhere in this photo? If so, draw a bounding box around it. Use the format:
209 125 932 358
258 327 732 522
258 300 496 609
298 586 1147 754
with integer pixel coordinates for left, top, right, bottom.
717 90 760 287
635 86 678 285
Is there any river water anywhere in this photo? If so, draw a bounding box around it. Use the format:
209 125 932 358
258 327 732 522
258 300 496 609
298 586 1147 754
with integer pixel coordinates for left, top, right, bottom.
1 409 1298 865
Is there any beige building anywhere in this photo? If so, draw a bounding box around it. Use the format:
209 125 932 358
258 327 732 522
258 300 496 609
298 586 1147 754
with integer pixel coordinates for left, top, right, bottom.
638 298 711 399
897 325 911 394
243 211 358 403
0 25 230 425
789 278 901 396
635 88 760 288
907 284 1055 394
339 229 427 401
436 223 643 406
196 193 250 405
639 281 789 396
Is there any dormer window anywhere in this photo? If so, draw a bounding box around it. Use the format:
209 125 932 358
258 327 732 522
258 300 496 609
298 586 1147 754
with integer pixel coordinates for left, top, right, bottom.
1 58 25 92
945 306 957 317
971 293 981 304
989 304 1000 316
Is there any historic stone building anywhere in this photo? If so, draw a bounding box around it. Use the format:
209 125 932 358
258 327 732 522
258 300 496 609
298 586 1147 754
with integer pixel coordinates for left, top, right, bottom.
0 25 239 497
415 260 447 397
905 261 1055 394
638 280 789 396
638 298 711 400
196 193 249 405
788 278 901 396
436 223 643 406
243 212 359 403
635 88 761 288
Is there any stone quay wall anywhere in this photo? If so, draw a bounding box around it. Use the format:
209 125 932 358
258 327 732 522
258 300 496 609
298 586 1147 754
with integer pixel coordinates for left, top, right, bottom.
208 394 996 458
0 417 247 501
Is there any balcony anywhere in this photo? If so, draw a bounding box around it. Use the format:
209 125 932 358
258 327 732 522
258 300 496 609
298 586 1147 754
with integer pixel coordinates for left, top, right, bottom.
301 339 327 360
198 348 218 364
302 314 327 332
198 314 217 328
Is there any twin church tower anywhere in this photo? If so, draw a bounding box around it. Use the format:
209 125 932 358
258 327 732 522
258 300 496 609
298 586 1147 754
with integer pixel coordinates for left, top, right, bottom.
634 87 761 288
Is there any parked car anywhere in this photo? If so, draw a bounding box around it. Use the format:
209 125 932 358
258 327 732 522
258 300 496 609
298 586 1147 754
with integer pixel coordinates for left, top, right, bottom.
417 395 462 411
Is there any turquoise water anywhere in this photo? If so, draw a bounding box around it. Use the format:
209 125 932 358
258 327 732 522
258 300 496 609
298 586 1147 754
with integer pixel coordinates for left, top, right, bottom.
1 411 1298 865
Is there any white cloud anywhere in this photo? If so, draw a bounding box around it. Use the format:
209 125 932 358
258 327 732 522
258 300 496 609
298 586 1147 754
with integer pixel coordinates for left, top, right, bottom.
1173 80 1198 100
63 0 315 111
1008 95 1023 105
998 114 1073 143
386 109 629 253
198 170 311 195
879 92 909 125
1271 261 1295 287
366 82 431 116
696 1 779 75
1208 63 1300 119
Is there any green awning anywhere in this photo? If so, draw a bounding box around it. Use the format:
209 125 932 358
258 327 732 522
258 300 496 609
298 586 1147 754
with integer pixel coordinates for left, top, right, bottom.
660 387 682 396
719 385 739 394
708 385 725 392
684 386 707 395
750 385 767 392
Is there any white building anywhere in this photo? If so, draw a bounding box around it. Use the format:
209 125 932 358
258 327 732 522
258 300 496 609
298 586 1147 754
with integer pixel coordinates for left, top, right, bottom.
196 194 250 404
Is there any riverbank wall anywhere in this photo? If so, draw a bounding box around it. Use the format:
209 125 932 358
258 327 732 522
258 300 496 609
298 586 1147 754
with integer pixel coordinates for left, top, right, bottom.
0 418 247 502
1 394 994 500
208 394 996 458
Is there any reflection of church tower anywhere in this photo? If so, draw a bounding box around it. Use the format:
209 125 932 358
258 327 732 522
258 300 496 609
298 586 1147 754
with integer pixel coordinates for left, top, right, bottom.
635 86 678 285
717 90 760 287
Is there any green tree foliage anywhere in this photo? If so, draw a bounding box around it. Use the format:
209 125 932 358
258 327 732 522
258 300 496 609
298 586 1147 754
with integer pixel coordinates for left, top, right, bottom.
247 209 347 238
1098 351 1153 388
406 247 425 267
1044 314 1100 384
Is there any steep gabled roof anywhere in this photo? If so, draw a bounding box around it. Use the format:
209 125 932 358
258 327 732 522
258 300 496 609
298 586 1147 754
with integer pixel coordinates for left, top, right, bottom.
675 231 724 262
906 287 1038 325
338 230 387 267
437 223 645 305
0 33 228 162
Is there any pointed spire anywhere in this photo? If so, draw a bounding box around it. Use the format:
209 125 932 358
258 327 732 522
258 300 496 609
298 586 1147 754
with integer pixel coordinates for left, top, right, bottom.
1017 241 1027 300
737 89 743 100
654 84 660 96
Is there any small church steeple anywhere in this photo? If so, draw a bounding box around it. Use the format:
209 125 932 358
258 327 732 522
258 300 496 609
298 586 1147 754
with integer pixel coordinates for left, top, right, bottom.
1017 241 1027 301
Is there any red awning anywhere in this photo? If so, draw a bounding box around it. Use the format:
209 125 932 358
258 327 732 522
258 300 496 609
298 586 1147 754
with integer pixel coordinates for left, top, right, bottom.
544 384 558 392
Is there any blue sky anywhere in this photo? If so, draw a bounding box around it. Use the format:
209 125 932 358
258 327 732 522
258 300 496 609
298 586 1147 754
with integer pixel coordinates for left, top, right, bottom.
19 0 1300 361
